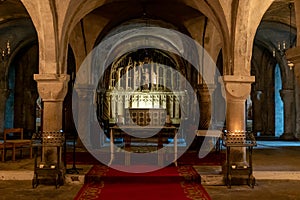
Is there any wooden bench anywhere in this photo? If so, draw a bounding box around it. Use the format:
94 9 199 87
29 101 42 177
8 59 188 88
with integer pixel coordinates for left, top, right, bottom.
1 128 32 161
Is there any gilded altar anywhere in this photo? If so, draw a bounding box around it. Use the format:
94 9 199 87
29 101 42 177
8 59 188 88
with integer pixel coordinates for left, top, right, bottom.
96 49 192 126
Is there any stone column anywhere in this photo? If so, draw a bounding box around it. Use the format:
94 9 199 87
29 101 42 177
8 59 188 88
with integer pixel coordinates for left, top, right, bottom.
252 90 263 134
197 84 216 129
34 74 69 131
280 89 296 140
286 47 300 139
34 74 69 132
34 74 69 163
73 84 99 149
0 88 9 135
221 75 255 166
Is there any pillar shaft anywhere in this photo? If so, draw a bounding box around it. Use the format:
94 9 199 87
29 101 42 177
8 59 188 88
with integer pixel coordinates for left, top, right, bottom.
286 47 300 139
197 84 216 129
294 67 300 138
280 89 296 140
34 74 69 132
42 101 63 131
222 75 255 165
34 74 69 164
0 89 9 135
73 84 96 149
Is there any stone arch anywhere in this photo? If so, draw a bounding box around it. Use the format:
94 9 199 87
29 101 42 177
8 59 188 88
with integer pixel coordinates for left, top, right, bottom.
233 0 274 76
19 0 274 83
188 0 230 75
59 0 231 77
253 39 292 90
20 0 58 74
204 20 222 65
0 0 39 134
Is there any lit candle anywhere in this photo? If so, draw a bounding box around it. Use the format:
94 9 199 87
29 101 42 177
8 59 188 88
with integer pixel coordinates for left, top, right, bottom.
283 41 286 49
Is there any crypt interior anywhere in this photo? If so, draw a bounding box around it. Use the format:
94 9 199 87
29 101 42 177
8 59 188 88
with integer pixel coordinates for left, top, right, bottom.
1 0 300 199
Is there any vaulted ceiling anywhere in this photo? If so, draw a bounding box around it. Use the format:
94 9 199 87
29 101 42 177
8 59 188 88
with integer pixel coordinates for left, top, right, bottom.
255 1 296 53
0 0 296 68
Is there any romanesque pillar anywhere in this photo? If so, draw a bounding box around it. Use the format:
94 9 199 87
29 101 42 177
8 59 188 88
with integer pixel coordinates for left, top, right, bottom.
252 90 263 134
34 74 69 131
73 84 98 149
0 88 9 135
0 60 9 135
197 84 216 129
222 75 255 165
286 46 300 139
280 89 296 140
34 74 69 163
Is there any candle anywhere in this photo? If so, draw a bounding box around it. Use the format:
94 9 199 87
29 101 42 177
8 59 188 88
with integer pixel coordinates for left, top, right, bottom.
6 41 10 55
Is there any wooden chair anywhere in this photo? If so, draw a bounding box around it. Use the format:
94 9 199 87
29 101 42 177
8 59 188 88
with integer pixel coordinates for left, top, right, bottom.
2 128 32 161
1 141 14 162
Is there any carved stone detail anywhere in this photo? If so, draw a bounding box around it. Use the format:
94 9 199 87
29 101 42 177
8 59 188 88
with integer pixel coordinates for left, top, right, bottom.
34 74 70 132
222 75 255 101
34 74 70 101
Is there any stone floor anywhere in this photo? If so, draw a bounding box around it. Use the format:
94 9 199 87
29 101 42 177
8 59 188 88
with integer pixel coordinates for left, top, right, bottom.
0 140 300 200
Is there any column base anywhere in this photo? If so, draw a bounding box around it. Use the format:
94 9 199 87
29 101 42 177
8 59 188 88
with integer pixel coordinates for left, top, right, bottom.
280 132 298 141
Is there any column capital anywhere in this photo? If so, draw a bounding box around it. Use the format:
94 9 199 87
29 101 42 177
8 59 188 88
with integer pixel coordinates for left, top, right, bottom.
196 84 217 92
220 75 255 101
196 84 216 98
280 89 294 97
34 74 70 101
74 84 95 100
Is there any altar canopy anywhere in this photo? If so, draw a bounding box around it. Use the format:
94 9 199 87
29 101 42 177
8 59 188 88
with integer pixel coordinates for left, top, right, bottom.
97 48 194 125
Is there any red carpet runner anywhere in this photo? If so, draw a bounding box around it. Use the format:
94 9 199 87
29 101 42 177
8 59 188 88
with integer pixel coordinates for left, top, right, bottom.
74 165 211 200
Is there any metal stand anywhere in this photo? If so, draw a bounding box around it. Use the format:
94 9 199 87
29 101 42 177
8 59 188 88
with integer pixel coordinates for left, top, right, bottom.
222 131 257 188
66 133 82 174
32 131 65 188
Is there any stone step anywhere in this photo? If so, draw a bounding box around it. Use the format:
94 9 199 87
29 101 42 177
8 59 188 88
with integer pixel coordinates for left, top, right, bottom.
200 174 225 185
194 165 300 186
